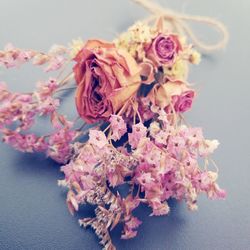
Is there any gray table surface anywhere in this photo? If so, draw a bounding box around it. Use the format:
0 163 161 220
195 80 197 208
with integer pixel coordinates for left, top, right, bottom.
0 0 249 249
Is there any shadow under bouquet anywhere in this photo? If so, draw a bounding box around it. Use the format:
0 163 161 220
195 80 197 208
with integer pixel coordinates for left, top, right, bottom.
0 1 228 249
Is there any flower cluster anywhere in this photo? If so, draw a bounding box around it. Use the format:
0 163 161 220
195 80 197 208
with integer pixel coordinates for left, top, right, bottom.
59 20 224 249
0 43 69 71
0 77 78 163
74 20 200 127
60 111 225 249
0 17 225 250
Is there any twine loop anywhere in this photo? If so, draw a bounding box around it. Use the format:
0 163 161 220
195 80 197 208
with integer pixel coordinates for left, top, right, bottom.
132 0 229 52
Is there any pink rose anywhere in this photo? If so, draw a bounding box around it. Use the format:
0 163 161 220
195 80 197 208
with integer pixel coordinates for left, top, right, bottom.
172 90 195 113
153 81 195 113
147 34 182 66
74 40 140 123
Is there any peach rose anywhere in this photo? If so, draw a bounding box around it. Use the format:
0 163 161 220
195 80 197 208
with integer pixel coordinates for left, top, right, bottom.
74 40 141 123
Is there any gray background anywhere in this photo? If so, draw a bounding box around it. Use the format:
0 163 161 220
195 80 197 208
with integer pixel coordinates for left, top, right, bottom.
0 0 249 249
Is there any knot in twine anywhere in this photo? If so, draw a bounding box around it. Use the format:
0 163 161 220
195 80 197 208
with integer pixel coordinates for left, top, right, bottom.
132 0 229 52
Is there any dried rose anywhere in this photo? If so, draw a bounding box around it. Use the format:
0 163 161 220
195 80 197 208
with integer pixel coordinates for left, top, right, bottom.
147 34 182 66
74 40 141 123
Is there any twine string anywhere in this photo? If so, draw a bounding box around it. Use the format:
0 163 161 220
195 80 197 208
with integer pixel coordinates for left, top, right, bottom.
132 0 229 52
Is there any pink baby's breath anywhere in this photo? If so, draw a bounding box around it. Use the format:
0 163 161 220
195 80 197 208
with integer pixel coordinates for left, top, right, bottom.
89 130 108 149
128 123 147 149
109 115 127 141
